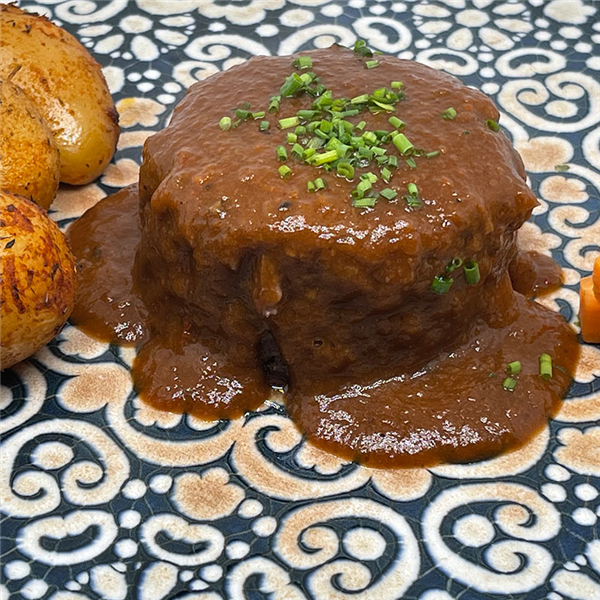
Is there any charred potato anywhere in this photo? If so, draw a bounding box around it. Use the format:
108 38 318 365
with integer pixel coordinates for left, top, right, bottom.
0 80 60 209
0 4 119 185
0 190 77 369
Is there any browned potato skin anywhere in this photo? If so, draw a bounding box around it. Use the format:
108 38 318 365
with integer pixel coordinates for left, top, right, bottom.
0 190 77 369
0 80 60 209
0 5 119 185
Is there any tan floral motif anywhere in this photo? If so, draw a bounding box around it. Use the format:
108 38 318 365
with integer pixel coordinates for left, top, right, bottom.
101 158 140 187
116 97 166 128
172 467 245 521
554 427 600 476
515 137 573 173
516 221 561 255
197 0 285 26
540 175 589 204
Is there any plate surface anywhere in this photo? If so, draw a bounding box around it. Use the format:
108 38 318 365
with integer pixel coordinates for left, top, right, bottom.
2 1 599 599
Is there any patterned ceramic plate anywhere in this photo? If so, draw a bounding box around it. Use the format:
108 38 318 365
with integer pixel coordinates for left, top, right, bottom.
2 1 599 599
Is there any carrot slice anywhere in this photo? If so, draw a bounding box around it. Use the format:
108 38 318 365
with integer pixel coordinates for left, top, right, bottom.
580 256 600 343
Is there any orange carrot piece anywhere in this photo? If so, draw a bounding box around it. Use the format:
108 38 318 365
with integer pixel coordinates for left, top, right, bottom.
580 261 600 343
593 256 600 303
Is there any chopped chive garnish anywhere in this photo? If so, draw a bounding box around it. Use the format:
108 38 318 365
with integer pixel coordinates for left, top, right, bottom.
303 148 316 160
539 354 552 380
361 172 378 183
308 149 339 166
307 180 316 192
506 361 522 375
555 164 570 172
219 116 232 131
376 156 389 165
362 131 378 145
354 179 373 197
425 150 440 159
252 111 265 120
430 275 453 295
314 177 326 191
268 95 281 113
291 143 304 160
393 133 414 155
381 167 392 182
464 260 480 285
260 120 270 131
391 81 403 90
235 108 252 120
486 118 500 132
352 197 377 208
379 187 398 201
388 116 405 130
351 94 370 104
358 146 374 160
297 109 320 120
356 121 367 132
442 107 457 120
293 56 313 69
279 116 300 129
287 132 297 144
280 72 304 97
295 125 306 135
314 129 329 140
372 146 386 156
336 161 355 180
406 157 417 169
503 377 517 392
407 183 418 196
276 145 288 161
446 257 463 273
353 39 373 58
365 60 379 69
387 156 398 169
278 165 292 179
319 119 333 134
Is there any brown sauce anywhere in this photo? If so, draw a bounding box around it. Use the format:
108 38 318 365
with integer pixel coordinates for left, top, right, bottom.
67 47 579 468
510 249 564 297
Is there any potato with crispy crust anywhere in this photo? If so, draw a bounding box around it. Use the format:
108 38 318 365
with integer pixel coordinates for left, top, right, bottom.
0 190 77 369
0 4 119 185
0 80 60 209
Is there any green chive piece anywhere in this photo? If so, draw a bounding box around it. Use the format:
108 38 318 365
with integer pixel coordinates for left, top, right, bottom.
295 125 307 136
252 111 265 120
376 156 389 165
235 108 252 120
365 60 379 69
362 131 378 145
336 161 355 180
381 167 392 182
356 121 367 132
279 116 300 129
278 165 293 179
307 180 316 192
314 129 329 140
391 81 403 90
406 157 417 169
393 133 414 155
486 118 500 132
319 119 333 134
259 120 270 131
372 146 386 156
297 109 320 120
276 145 288 162
555 164 570 172
442 107 457 120
506 361 522 375
446 257 463 273
388 116 405 130
280 73 304 97
219 116 232 131
407 183 418 196
353 197 377 208
379 187 398 201
539 354 553 380
354 179 373 198
425 150 440 159
464 260 480 285
287 132 298 144
353 39 373 58
309 149 339 166
361 172 378 184
291 143 304 160
430 275 453 295
314 177 326 191
358 146 374 160
268 95 281 113
387 156 398 169
503 377 517 392
303 148 316 160
293 56 313 70
351 94 370 104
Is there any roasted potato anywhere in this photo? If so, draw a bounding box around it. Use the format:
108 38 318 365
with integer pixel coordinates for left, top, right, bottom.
0 80 60 209
0 5 119 185
1 190 77 369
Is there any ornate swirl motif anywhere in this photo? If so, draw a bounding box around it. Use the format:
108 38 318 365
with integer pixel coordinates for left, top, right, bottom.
227 557 305 599
498 73 600 132
54 0 128 23
185 34 270 62
278 24 356 55
140 514 225 566
415 48 478 76
18 510 118 565
495 48 566 78
0 419 129 518
173 60 220 88
273 498 420 598
352 17 412 53
423 483 561 594
0 362 46 434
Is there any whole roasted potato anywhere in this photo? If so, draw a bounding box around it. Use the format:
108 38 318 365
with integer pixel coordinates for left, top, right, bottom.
0 80 60 209
0 5 119 185
0 190 77 369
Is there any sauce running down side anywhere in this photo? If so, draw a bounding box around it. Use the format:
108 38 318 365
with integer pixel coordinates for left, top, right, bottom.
68 47 579 468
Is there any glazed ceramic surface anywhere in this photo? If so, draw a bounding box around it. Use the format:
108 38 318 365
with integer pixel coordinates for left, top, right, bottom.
1 1 599 599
